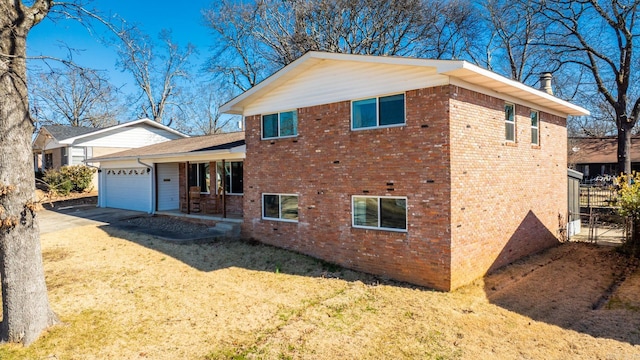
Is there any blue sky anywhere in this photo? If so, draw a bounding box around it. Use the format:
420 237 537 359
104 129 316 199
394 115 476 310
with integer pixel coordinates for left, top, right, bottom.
27 1 216 96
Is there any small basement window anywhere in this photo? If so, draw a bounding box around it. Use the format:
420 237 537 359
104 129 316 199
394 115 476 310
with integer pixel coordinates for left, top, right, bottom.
263 193 299 222
352 196 407 231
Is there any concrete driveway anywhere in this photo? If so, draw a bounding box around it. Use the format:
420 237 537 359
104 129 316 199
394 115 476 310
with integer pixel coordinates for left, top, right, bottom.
38 205 148 234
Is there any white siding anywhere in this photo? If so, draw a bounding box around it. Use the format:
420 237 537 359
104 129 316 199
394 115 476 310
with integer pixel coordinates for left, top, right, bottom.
244 60 450 116
74 124 182 148
157 163 179 211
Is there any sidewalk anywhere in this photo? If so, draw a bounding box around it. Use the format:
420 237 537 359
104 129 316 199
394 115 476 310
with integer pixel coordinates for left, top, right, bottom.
570 223 625 247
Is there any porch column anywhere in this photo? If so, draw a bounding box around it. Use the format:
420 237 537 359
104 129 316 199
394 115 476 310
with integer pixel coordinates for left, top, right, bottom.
186 162 190 214
222 159 227 218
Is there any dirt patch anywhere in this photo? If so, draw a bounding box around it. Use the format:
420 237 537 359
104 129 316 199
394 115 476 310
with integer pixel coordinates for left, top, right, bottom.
1 229 639 359
35 189 97 210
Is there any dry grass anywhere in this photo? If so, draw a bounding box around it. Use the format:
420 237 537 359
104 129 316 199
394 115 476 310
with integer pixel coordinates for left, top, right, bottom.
1 225 640 359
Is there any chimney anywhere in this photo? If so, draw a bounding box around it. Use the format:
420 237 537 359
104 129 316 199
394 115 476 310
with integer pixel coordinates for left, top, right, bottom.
540 72 553 95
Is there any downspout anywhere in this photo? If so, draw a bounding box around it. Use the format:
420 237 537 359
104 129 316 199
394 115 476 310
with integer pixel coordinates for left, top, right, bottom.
137 158 154 214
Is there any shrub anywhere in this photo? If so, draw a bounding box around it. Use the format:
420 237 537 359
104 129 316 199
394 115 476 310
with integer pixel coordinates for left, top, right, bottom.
43 165 96 196
60 165 96 192
617 172 640 255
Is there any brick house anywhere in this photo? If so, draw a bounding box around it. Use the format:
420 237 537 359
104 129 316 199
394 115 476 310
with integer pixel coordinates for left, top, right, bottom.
221 52 589 291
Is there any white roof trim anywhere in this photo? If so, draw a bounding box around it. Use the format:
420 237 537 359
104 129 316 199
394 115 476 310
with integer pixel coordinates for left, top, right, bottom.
88 144 247 163
58 118 188 144
220 51 590 117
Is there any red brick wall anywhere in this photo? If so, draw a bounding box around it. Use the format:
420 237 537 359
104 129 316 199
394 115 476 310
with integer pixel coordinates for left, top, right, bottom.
178 162 243 217
243 86 453 290
448 87 566 289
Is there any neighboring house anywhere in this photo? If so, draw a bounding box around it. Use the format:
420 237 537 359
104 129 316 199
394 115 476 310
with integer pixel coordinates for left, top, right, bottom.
569 136 640 180
88 132 245 214
32 118 187 189
220 51 589 291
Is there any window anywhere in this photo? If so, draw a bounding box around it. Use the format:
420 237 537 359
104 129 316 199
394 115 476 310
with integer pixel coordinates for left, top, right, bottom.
531 110 539 145
262 194 298 222
262 110 298 139
216 161 243 194
188 163 210 193
352 93 405 129
44 153 53 169
505 103 515 142
71 147 91 165
352 196 407 231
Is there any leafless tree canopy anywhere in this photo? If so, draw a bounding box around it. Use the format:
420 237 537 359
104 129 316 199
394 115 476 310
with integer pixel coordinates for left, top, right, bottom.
204 0 483 91
30 66 121 128
534 0 640 174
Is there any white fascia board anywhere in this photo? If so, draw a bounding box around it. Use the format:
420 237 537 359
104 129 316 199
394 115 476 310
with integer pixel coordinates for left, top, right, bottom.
443 63 590 116
90 149 245 164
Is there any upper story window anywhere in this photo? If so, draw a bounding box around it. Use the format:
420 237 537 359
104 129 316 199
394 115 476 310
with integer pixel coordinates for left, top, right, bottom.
216 161 243 195
352 93 405 130
531 110 539 145
352 195 407 232
188 162 210 193
262 110 298 139
505 103 515 142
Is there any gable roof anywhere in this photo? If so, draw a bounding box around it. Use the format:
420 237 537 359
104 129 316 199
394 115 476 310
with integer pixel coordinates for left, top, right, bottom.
570 136 640 164
220 51 590 117
34 118 187 146
89 131 245 162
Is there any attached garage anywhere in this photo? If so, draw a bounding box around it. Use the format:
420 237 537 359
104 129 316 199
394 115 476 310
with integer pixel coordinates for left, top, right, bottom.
102 167 152 212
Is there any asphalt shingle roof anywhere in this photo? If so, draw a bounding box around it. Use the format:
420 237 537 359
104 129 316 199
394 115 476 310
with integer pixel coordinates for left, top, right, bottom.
43 125 98 140
570 136 640 164
90 131 245 161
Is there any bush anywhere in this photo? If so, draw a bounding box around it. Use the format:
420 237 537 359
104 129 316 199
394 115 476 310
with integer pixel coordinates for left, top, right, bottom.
43 165 96 196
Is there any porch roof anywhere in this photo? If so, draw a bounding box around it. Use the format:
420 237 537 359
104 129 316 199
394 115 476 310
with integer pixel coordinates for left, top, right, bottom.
88 131 245 163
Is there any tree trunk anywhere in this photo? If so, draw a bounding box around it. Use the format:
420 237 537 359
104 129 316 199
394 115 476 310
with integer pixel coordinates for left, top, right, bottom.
617 120 634 176
0 1 58 345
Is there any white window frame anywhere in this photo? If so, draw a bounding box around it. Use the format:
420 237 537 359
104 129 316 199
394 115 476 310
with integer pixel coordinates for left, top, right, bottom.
262 193 299 222
351 195 408 232
189 162 210 194
505 103 516 142
530 110 539 145
261 110 298 140
351 93 406 131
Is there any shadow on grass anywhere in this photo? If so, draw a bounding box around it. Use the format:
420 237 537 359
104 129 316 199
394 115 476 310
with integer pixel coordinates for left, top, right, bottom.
97 224 408 288
484 211 640 346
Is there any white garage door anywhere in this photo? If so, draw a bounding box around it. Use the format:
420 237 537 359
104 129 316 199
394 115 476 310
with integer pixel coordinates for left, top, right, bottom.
104 168 151 212
157 163 179 211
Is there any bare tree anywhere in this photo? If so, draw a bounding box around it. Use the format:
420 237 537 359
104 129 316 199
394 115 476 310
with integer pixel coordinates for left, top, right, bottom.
0 0 59 345
481 0 552 83
71 7 195 126
538 0 640 175
30 65 121 127
109 26 194 127
204 0 456 91
180 83 237 135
